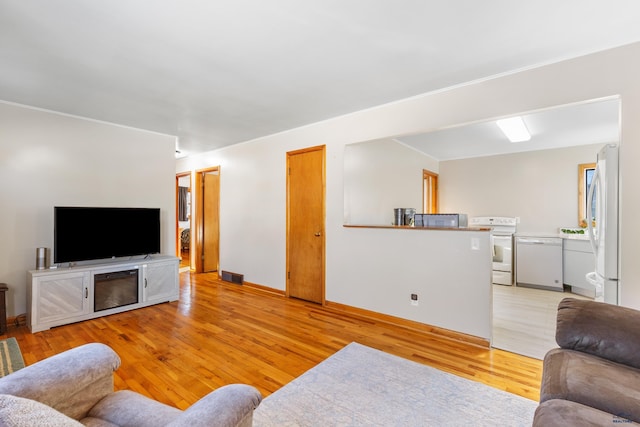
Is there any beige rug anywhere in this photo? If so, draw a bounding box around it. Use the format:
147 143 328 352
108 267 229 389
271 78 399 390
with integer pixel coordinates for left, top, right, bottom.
254 342 536 426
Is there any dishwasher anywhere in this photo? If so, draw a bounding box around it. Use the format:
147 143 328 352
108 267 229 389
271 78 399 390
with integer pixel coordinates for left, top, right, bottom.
515 236 563 291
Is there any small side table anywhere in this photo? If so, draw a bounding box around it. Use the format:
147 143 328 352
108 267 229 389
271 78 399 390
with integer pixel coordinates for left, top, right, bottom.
0 283 7 334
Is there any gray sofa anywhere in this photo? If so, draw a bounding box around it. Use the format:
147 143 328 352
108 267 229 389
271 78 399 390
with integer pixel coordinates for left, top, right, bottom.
534 297 640 426
0 343 261 426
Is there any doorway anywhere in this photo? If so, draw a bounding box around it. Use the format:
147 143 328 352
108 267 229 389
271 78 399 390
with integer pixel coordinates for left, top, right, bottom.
176 173 192 271
422 169 438 213
194 167 220 274
286 145 325 304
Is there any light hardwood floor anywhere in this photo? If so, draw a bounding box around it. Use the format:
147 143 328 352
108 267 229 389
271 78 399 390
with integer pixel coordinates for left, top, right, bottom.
492 284 590 360
6 272 543 408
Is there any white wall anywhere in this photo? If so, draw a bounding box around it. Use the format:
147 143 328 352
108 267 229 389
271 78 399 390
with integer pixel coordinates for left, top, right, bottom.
440 144 604 233
177 43 640 341
0 102 177 317
179 141 492 339
337 227 492 338
344 138 438 225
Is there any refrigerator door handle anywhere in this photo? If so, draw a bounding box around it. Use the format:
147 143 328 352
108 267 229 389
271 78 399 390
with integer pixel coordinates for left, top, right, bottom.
587 165 600 258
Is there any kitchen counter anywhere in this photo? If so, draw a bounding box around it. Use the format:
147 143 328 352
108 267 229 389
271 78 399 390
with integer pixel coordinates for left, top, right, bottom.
344 224 490 231
515 231 590 240
560 233 590 240
515 232 560 238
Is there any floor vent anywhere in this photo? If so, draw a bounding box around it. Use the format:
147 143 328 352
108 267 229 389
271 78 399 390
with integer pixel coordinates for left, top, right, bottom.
221 271 244 285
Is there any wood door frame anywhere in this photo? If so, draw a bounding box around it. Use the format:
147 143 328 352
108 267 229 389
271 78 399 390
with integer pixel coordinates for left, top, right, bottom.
578 162 596 225
286 145 326 303
176 172 192 265
422 169 439 213
194 166 220 274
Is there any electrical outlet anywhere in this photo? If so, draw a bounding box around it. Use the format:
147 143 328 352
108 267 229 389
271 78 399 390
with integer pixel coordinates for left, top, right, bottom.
410 293 419 306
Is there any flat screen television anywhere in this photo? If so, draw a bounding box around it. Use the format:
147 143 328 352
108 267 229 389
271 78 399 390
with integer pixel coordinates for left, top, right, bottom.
54 206 161 264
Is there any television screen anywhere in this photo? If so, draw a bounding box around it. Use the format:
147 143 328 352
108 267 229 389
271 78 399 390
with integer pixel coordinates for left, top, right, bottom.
54 207 161 264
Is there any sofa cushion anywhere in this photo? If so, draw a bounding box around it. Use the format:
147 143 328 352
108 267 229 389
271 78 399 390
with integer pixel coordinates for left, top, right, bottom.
533 399 640 427
87 390 181 427
166 384 261 427
0 343 120 420
80 417 119 427
540 348 640 423
556 298 640 369
0 394 84 427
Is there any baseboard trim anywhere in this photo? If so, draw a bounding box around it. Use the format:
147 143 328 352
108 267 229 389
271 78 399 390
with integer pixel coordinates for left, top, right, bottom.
7 314 26 329
241 281 286 297
6 316 16 328
323 300 490 349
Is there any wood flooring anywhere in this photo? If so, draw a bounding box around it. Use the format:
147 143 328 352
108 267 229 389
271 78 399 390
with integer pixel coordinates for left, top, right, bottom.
5 272 543 410
179 250 190 269
492 284 590 359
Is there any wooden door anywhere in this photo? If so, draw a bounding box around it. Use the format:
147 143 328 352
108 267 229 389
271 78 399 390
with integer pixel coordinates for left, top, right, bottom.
203 171 220 272
194 167 220 273
287 146 325 304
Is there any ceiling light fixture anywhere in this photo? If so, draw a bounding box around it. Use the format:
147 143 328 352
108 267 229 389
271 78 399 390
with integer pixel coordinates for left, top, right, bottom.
496 116 531 142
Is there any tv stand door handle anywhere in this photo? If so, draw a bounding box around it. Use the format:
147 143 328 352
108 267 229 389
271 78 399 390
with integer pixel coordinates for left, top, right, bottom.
85 287 88 299
145 278 148 288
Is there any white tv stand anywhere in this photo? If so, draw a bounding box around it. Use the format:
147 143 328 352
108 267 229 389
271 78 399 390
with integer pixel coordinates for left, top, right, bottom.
27 255 179 333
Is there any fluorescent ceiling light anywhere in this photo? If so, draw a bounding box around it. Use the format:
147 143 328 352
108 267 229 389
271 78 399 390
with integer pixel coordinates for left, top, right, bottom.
496 116 531 142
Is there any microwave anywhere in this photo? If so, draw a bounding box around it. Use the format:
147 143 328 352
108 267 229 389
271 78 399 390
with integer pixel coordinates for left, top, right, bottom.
415 214 468 228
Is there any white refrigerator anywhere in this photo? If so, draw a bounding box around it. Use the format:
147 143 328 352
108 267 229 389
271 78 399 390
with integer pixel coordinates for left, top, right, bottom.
586 144 619 304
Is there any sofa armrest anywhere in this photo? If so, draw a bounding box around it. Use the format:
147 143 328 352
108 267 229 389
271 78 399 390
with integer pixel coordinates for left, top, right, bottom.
0 343 120 420
556 298 640 369
167 384 262 427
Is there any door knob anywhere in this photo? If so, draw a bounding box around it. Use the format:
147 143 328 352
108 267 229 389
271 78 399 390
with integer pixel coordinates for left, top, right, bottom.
314 232 321 237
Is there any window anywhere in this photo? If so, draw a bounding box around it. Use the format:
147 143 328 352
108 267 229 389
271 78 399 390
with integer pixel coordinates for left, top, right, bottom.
578 162 596 225
423 169 438 214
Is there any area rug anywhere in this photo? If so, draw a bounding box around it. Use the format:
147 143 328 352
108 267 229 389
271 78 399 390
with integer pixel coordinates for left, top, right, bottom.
0 338 25 377
253 342 536 426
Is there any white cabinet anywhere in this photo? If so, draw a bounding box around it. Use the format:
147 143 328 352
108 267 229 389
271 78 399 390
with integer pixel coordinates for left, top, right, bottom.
28 256 179 333
30 271 90 328
142 258 179 303
563 238 595 298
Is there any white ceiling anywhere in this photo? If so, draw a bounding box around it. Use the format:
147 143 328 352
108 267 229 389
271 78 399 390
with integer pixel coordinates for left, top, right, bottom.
396 98 620 161
1 1 639 157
